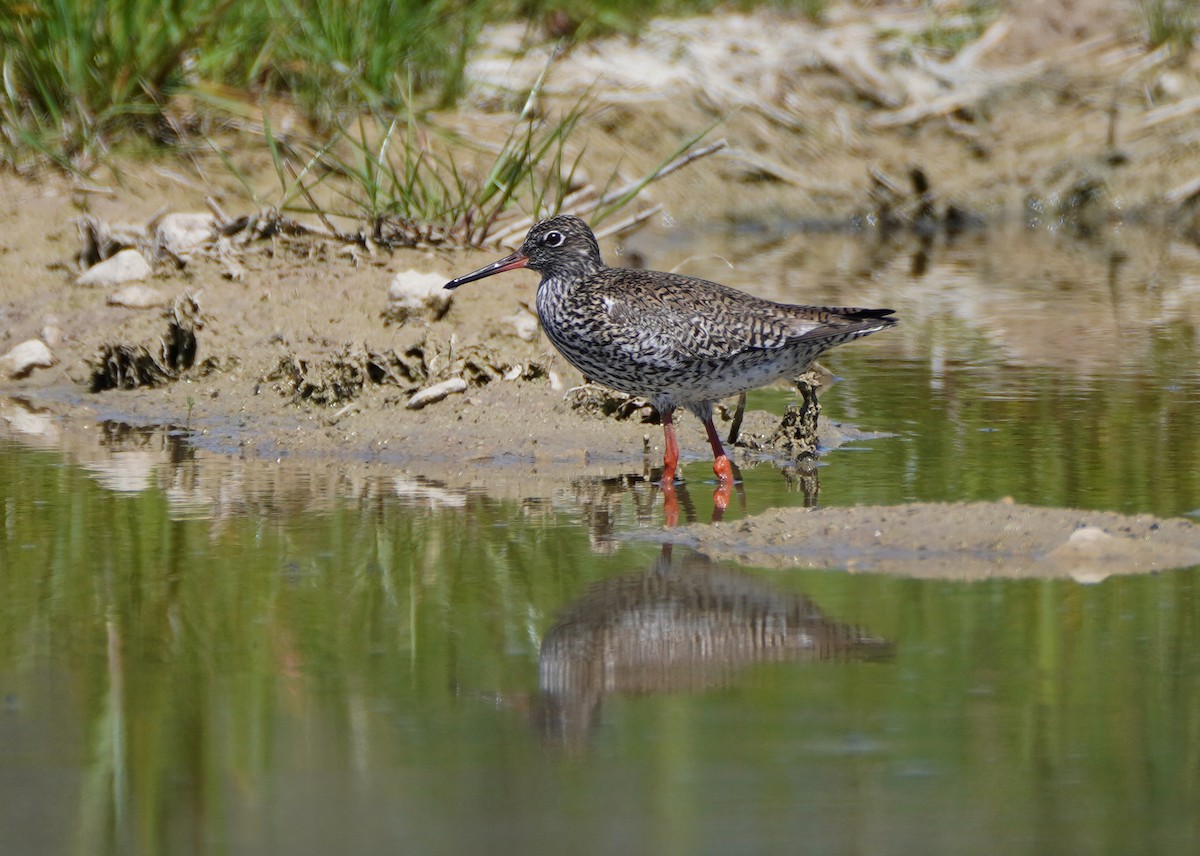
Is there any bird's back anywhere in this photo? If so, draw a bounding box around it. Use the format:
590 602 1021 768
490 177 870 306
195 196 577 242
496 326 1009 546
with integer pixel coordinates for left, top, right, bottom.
537 266 894 400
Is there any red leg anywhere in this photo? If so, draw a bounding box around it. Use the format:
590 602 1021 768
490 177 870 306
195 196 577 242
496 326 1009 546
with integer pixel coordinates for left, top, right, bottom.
662 482 679 528
710 489 728 521
661 408 680 487
703 417 733 485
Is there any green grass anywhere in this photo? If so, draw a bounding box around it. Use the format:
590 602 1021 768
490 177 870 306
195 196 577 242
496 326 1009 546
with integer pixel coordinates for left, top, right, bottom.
911 0 999 58
0 0 836 171
212 71 720 247
0 0 484 168
1 0 752 241
212 95 592 247
0 0 240 168
240 0 483 118
1141 0 1197 54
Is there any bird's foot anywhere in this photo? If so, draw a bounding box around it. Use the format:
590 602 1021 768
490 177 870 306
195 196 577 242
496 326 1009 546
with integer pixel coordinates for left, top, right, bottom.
713 454 734 485
712 483 731 518
660 452 680 489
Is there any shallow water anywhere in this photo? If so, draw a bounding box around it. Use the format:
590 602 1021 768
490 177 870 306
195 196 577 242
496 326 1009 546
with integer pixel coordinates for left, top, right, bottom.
3 227 1200 855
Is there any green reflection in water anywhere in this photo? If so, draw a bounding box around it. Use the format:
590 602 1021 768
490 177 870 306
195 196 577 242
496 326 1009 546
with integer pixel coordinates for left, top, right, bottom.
4 224 1200 854
2 441 1199 855
745 325 1200 518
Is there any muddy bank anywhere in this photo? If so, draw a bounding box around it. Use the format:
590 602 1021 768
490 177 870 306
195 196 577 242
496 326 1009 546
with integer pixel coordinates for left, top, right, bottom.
467 3 1200 226
665 501 1200 579
5 403 1199 580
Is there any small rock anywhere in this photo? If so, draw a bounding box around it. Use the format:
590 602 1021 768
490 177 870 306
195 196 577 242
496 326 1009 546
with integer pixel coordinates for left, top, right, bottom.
40 323 62 347
1044 526 1138 583
155 212 216 258
108 284 168 309
503 307 539 341
77 249 151 287
1156 70 1187 101
405 377 468 410
1 339 55 378
387 270 452 323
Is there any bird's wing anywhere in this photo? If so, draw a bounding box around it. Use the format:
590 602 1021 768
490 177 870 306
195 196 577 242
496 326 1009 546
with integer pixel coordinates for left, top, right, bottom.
581 270 892 366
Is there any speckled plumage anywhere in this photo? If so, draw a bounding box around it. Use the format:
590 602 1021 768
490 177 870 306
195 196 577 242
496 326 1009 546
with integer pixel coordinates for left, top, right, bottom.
445 215 897 486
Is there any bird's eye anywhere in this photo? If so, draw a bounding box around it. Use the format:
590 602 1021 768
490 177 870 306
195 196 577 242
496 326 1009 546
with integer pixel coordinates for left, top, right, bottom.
543 230 565 247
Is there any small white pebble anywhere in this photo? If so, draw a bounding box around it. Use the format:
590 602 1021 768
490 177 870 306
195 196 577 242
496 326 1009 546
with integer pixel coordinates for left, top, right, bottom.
406 377 468 410
155 212 216 257
503 309 539 341
387 270 452 322
2 339 55 378
40 324 63 346
77 249 151 287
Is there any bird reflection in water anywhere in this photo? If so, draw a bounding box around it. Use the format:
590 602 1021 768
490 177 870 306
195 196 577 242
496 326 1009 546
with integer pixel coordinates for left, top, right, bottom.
534 544 891 747
570 464 819 551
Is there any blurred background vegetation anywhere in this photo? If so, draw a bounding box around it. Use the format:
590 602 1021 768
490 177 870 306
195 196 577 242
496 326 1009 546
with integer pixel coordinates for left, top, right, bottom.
0 1 1195 238
2 1 1195 168
0 0 830 169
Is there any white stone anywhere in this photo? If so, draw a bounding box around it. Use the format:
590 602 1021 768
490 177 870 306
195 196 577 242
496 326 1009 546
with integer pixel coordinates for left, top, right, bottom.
77 249 151 287
156 212 216 257
387 270 453 322
40 323 62 346
503 307 539 341
405 377 468 410
108 284 168 309
1156 70 1187 101
1 339 55 378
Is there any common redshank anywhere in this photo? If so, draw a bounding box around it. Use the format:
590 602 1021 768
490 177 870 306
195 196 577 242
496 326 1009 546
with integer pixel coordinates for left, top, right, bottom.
444 215 896 493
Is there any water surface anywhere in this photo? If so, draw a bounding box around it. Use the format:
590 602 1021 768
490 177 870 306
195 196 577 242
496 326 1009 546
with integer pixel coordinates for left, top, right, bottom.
3 226 1200 854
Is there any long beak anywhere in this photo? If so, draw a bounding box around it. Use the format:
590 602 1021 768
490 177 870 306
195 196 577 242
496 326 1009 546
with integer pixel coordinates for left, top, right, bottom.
443 250 529 290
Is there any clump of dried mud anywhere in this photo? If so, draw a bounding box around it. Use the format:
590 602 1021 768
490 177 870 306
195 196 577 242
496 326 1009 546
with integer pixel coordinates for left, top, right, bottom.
88 293 203 391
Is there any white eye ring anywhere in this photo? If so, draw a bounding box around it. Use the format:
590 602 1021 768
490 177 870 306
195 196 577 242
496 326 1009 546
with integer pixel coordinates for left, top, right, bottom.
543 230 565 247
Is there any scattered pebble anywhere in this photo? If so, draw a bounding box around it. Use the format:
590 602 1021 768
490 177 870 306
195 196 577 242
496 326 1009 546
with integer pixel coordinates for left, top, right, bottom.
503 307 539 341
155 212 216 258
40 323 62 347
108 284 168 309
327 402 361 425
1156 70 1186 101
1045 526 1127 583
77 249 151 287
405 377 468 410
386 270 452 322
1 339 55 378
